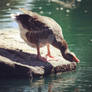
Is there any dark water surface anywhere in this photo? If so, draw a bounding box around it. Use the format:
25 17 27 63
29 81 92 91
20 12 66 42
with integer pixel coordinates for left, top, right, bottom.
0 0 92 92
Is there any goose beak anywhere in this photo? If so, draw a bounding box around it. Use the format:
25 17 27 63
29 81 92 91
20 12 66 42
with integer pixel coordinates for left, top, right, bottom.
73 56 80 63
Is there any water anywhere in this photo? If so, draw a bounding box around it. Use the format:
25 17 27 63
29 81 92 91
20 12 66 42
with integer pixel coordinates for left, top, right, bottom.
0 0 92 92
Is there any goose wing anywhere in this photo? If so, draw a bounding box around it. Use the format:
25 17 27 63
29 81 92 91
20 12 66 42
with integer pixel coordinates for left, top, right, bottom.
19 8 64 40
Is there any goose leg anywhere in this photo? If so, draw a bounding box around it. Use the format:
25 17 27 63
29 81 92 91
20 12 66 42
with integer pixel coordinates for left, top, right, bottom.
37 44 40 58
37 44 47 62
46 44 54 58
46 44 58 61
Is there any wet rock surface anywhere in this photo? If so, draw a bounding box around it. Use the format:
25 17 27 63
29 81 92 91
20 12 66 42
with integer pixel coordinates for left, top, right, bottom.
0 29 76 79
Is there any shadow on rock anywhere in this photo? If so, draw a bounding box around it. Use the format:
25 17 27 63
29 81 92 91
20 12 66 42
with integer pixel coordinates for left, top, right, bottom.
0 48 53 72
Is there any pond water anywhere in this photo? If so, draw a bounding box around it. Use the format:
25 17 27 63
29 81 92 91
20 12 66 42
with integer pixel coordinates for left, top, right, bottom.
0 0 92 92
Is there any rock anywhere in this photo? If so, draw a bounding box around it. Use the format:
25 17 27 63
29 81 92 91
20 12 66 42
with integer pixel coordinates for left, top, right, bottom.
0 29 76 79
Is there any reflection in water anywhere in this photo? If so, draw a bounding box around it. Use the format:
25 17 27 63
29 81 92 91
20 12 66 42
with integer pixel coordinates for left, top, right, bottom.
0 72 80 92
51 0 76 8
48 84 80 92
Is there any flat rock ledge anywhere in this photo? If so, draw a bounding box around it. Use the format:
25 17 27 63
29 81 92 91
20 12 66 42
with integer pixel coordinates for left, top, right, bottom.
0 29 76 79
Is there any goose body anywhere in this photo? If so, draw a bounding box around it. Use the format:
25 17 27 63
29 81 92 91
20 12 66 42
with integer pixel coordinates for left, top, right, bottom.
11 8 79 63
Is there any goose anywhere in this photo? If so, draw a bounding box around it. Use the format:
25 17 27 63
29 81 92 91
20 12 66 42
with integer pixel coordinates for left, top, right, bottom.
11 8 79 63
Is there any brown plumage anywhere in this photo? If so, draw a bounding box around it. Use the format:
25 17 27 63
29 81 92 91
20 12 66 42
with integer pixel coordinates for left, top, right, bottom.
11 8 79 63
